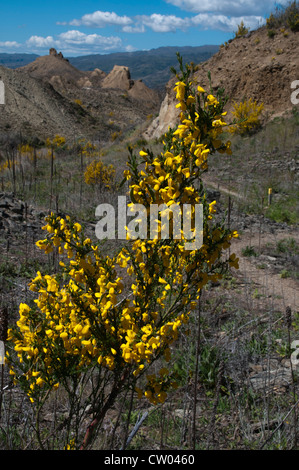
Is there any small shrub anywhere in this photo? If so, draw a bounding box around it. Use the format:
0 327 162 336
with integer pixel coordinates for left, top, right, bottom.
229 98 264 136
199 345 221 390
266 198 298 224
235 21 249 38
84 159 115 190
280 268 291 278
276 237 298 254
267 29 276 38
242 246 258 257
266 13 277 30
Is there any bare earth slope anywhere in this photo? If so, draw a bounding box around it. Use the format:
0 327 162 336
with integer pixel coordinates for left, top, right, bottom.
0 65 96 140
145 26 299 139
0 49 161 141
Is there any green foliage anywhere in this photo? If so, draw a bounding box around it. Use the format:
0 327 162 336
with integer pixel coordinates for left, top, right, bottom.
242 246 258 257
276 237 299 254
198 345 221 390
267 29 276 38
280 268 291 278
265 196 298 224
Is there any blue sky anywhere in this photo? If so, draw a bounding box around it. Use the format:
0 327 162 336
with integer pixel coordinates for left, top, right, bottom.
0 0 289 56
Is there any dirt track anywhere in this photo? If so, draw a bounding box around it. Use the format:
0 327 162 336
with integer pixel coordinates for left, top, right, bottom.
231 230 299 313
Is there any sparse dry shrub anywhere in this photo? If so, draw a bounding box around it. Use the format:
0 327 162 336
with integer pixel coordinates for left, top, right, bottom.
235 21 249 38
266 1 299 32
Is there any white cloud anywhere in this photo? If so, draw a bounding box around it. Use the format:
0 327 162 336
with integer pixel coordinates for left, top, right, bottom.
61 30 123 49
26 35 57 48
122 24 146 33
64 7 269 36
25 31 124 54
69 10 133 28
165 0 289 16
191 14 265 31
136 14 190 33
65 10 191 34
124 44 137 52
0 41 21 49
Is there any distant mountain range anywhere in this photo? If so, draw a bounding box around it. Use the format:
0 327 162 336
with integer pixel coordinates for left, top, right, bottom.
68 46 220 89
0 53 39 68
0 45 219 89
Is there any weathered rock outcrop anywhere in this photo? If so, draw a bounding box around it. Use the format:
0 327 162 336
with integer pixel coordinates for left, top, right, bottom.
19 49 87 87
49 48 69 62
143 81 179 140
101 65 160 106
101 65 134 90
0 65 96 139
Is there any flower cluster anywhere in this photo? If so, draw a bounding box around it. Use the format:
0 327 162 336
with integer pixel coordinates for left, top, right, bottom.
229 98 264 135
84 159 115 190
45 135 66 149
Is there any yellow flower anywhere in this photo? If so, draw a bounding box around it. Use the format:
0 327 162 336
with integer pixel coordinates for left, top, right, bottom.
174 81 186 101
73 223 82 232
207 94 219 106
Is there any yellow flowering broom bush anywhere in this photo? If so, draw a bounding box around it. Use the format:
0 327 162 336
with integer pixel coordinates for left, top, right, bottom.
84 159 115 190
229 98 264 135
6 55 239 449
